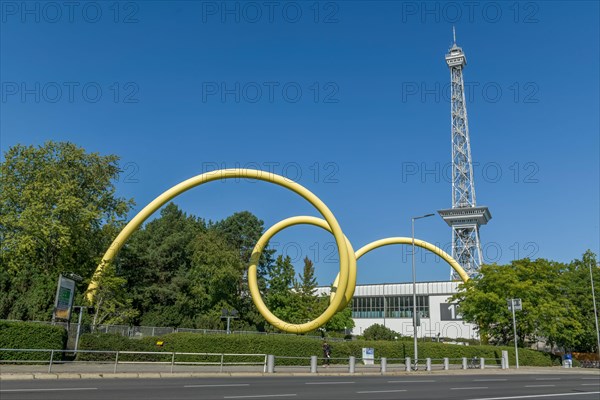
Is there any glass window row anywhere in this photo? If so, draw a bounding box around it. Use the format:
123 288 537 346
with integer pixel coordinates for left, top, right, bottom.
351 295 430 319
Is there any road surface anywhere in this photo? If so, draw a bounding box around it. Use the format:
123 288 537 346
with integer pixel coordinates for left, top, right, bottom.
1 373 598 399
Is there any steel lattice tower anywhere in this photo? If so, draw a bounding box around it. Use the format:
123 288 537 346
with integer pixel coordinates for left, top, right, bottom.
438 29 491 280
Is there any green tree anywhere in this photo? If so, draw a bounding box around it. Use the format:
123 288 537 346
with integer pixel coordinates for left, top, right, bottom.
117 203 205 327
293 257 319 322
452 257 588 350
86 263 138 327
265 255 297 324
323 301 355 333
0 141 132 320
561 250 600 352
362 323 401 341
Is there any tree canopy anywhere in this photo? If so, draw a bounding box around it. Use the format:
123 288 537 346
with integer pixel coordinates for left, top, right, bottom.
452 251 599 352
0 141 132 320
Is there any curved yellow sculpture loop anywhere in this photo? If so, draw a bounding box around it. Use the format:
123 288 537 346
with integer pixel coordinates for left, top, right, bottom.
86 169 351 334
248 216 357 330
249 217 469 329
88 169 468 334
355 237 470 283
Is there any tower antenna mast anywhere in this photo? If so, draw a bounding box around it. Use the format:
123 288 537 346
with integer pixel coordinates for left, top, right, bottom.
438 29 492 279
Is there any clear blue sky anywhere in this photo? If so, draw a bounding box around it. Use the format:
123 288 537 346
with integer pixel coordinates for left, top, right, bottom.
1 1 598 286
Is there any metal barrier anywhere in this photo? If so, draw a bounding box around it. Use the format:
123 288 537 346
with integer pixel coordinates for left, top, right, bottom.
0 348 267 374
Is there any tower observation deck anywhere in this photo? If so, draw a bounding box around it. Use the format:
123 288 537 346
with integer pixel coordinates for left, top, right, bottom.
437 30 491 280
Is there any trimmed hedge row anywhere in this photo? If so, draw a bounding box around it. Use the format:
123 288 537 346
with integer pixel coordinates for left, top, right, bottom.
0 321 67 361
78 332 561 366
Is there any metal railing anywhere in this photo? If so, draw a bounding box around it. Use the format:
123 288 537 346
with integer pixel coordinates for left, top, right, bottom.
1 319 345 341
0 348 267 374
2 348 512 375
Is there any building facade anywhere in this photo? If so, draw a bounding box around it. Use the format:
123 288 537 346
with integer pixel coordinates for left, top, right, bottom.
316 281 478 340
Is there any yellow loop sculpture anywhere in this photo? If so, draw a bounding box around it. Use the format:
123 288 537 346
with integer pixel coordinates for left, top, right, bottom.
249 216 469 329
87 169 468 334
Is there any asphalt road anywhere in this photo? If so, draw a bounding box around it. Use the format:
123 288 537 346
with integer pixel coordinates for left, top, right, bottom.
1 374 598 400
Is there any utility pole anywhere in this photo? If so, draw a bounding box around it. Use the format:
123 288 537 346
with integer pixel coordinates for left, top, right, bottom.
508 298 522 368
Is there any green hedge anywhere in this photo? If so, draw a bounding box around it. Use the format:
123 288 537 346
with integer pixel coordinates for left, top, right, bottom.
78 332 560 366
0 321 67 361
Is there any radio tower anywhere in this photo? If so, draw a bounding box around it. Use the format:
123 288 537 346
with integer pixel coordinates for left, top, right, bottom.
438 28 491 280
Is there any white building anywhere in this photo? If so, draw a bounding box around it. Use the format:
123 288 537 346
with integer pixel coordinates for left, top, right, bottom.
316 281 478 340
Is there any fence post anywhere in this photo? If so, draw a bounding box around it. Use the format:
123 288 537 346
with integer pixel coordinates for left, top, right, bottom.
267 354 275 373
426 358 431 371
443 357 449 370
480 357 485 369
462 357 467 369
405 357 411 371
380 357 387 374
220 354 224 373
48 350 54 373
501 350 509 369
349 356 356 374
171 352 176 373
310 355 317 373
114 351 119 373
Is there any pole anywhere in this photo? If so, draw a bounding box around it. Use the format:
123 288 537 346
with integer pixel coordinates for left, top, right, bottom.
411 217 418 370
410 213 434 371
226 316 231 334
589 260 600 360
74 307 84 352
511 299 519 369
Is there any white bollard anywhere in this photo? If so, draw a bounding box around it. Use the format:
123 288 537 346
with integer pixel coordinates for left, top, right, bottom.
349 356 356 374
381 357 387 374
405 357 412 371
443 357 449 370
267 355 275 373
310 355 317 373
426 358 431 371
480 357 485 369
502 350 509 369
462 357 468 369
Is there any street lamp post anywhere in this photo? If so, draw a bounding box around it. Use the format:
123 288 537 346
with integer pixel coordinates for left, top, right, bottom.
411 213 435 370
589 259 600 360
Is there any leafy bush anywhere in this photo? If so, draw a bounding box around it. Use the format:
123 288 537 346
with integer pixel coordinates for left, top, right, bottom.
362 324 402 341
0 320 67 360
78 332 559 366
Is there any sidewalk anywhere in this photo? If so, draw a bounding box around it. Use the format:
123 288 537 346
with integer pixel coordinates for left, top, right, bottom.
1 364 598 381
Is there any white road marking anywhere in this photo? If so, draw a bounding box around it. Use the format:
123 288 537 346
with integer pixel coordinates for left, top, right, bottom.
357 389 407 394
474 379 508 382
305 381 355 385
582 383 599 386
581 378 599 380
536 378 561 381
185 384 250 388
0 388 98 393
451 386 489 390
388 380 436 383
467 392 600 400
526 385 556 388
224 395 296 399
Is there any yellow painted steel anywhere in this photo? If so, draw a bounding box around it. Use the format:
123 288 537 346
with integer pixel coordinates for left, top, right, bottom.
86 169 351 335
354 237 469 283
248 216 469 327
248 216 356 324
87 169 467 334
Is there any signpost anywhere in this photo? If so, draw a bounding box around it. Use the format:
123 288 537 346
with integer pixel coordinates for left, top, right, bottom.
221 309 238 334
52 275 76 322
507 298 522 368
362 347 375 365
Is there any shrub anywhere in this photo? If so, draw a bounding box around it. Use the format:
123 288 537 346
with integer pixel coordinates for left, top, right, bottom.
78 332 559 366
0 320 67 361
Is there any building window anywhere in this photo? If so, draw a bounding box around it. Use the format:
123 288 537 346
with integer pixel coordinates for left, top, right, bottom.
351 296 429 319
